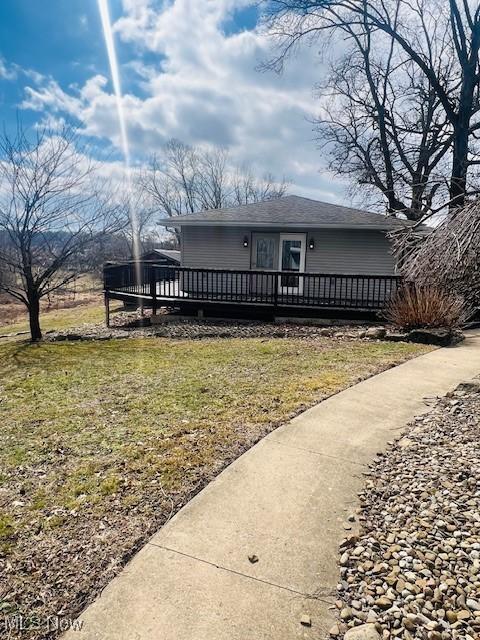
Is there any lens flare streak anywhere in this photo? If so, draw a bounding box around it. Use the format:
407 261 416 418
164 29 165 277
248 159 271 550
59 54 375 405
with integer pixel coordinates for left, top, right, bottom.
97 0 131 169
97 0 141 269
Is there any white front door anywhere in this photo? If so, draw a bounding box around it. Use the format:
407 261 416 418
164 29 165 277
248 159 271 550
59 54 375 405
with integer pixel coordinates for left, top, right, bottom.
278 233 306 295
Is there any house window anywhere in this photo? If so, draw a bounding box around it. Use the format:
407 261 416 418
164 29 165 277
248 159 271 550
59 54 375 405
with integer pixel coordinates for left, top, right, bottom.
256 238 275 269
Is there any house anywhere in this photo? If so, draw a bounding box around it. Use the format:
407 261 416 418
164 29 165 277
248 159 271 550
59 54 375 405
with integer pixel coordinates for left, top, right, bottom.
104 195 407 320
165 195 404 275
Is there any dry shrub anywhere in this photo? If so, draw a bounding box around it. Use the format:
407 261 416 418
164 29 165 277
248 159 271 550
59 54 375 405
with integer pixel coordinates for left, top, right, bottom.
384 283 466 331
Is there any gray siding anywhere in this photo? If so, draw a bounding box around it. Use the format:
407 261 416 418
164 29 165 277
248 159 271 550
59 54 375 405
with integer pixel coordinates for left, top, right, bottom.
305 229 396 275
181 226 250 269
181 226 396 275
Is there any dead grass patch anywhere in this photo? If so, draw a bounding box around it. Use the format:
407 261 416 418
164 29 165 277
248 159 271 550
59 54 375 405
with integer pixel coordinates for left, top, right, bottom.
0 274 104 332
0 335 431 637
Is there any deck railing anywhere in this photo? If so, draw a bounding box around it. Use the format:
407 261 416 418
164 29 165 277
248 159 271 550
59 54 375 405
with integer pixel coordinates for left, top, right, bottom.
104 262 402 311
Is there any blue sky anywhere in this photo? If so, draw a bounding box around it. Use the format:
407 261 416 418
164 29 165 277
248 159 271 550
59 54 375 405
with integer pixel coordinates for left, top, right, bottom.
0 0 346 203
0 1 103 128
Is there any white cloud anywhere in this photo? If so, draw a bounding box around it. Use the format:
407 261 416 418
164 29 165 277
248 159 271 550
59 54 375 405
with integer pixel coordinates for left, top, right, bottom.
0 58 17 81
20 80 82 114
18 0 349 203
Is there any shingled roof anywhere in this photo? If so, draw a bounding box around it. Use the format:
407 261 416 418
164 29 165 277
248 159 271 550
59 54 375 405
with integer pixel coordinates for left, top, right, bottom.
158 195 413 230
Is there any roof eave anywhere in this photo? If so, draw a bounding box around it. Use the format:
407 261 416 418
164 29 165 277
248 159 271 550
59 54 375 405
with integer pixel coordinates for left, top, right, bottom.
158 219 405 231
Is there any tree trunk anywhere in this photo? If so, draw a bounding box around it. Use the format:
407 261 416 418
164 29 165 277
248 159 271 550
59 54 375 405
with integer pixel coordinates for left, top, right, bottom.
450 120 470 210
28 295 42 342
449 32 480 210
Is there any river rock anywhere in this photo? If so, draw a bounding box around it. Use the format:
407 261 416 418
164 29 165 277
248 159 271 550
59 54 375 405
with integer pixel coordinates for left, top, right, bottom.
365 327 387 339
333 382 480 639
344 624 382 640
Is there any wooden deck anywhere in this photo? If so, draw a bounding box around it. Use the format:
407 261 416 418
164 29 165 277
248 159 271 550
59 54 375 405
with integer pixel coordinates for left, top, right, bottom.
104 262 402 321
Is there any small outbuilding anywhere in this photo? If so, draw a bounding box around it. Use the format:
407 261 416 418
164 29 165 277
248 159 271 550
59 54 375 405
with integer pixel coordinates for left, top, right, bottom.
139 248 181 265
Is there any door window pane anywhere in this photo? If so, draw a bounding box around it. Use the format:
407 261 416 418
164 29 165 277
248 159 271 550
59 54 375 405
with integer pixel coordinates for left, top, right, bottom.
256 238 275 269
281 240 301 271
280 239 302 288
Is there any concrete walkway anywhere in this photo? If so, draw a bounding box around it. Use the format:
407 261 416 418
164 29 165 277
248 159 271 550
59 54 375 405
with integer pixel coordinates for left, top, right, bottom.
65 333 480 640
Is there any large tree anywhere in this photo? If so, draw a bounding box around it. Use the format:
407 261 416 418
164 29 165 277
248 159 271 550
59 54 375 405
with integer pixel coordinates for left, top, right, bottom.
139 139 288 241
263 0 480 219
0 125 125 341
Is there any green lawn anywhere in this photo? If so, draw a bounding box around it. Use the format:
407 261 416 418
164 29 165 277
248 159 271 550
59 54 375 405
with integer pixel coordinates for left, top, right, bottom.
0 335 431 637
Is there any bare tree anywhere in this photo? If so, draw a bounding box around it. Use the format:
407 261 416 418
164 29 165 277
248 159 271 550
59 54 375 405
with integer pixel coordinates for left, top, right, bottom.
139 139 288 240
231 166 288 205
0 125 126 341
262 0 480 217
138 141 193 244
314 31 453 220
196 147 230 210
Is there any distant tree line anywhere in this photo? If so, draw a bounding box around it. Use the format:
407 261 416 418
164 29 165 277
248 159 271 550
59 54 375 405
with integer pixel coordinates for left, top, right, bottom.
136 139 288 244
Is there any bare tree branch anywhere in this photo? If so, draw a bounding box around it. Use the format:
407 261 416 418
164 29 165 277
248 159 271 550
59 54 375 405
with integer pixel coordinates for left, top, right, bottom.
262 0 480 214
139 140 288 239
0 123 127 340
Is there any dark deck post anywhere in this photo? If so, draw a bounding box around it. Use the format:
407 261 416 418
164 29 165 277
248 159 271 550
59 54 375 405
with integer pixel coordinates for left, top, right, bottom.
150 265 157 316
273 273 279 311
104 292 110 328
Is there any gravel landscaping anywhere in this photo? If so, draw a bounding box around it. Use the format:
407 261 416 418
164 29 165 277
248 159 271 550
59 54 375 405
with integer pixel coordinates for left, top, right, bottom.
332 380 480 640
40 309 393 343
35 310 464 347
45 311 373 341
